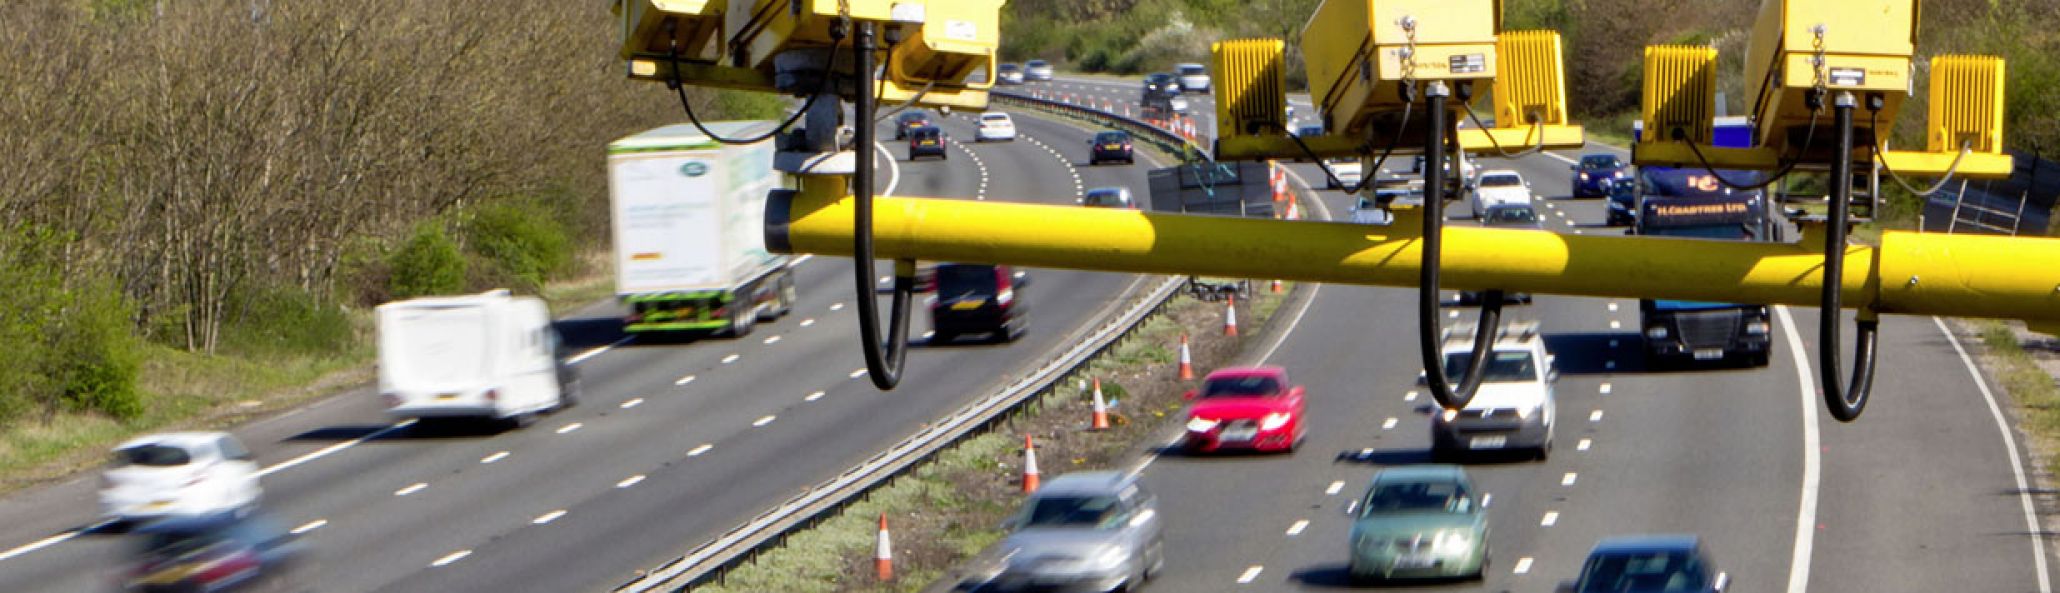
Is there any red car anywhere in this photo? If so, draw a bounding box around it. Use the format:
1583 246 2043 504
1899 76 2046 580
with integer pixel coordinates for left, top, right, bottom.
1182 366 1306 453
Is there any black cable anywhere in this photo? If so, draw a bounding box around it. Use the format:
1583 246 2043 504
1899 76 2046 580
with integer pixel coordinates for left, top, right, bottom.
1280 100 1412 196
848 21 912 390
1867 110 1970 197
1679 109 1819 191
665 32 826 146
1818 96 1876 422
1459 101 1545 158
1416 88 1501 411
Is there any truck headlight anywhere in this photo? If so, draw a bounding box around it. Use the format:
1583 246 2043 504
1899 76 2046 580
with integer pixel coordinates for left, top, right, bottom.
1645 326 1670 340
1259 412 1292 431
1186 417 1220 432
1745 321 1770 335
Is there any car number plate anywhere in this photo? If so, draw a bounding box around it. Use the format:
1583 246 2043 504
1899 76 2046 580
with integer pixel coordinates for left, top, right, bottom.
1393 554 1437 570
1221 427 1258 442
1104 144 1122 149
950 300 983 310
920 140 937 146
436 393 460 400
146 500 172 509
1469 435 1507 449
1694 348 1724 360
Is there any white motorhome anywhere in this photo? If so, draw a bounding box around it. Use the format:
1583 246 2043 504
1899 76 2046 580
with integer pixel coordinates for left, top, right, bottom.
377 290 577 424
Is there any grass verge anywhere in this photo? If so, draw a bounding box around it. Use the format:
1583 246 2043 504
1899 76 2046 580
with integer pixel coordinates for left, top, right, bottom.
696 283 1294 593
1968 319 2060 477
0 250 618 494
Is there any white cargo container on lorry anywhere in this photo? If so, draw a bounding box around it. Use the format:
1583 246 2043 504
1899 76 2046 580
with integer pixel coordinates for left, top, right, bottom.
608 121 795 337
376 290 579 425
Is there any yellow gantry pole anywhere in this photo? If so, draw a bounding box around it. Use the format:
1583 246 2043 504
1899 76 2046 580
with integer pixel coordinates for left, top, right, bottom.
769 189 2060 327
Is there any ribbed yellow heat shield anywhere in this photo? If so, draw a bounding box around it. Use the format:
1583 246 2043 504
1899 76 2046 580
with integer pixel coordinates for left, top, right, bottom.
1213 39 1289 140
1926 55 2006 155
1640 44 1718 145
1493 30 1567 126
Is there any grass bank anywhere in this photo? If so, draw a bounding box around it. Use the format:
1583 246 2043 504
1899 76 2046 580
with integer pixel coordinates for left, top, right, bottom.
1969 320 2060 476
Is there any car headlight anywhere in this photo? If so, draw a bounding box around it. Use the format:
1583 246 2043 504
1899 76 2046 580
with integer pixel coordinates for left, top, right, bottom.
1614 170 1629 179
1186 417 1220 432
1745 321 1770 335
1433 530 1474 553
1579 172 1590 181
1259 412 1292 431
1645 326 1670 340
1440 409 1461 422
1092 546 1128 570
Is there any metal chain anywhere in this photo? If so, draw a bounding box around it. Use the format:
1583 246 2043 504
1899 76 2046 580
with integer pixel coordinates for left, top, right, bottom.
1398 16 1419 89
1810 24 1828 99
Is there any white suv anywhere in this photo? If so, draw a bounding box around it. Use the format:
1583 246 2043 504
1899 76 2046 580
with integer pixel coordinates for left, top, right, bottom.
1470 170 1533 219
100 432 262 522
974 112 1017 142
1426 321 1556 460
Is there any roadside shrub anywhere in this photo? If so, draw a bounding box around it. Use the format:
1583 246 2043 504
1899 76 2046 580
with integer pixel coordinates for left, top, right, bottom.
50 280 143 420
219 284 355 358
387 223 467 299
463 195 574 291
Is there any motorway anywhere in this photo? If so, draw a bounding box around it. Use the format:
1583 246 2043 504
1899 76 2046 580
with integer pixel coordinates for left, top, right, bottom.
992 76 2054 593
0 105 1158 592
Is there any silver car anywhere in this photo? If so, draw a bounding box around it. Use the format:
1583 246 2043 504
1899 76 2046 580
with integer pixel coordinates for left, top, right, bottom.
957 471 1166 592
1025 59 1055 81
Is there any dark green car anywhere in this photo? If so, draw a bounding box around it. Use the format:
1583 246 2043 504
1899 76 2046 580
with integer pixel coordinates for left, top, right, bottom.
1347 465 1489 582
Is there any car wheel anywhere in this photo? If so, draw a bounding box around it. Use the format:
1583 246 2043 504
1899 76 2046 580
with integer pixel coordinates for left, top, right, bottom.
727 302 755 338
1144 538 1165 580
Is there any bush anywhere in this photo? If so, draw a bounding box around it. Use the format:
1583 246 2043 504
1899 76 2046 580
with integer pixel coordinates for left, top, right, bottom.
387 223 467 299
463 194 575 291
50 280 142 420
219 284 356 358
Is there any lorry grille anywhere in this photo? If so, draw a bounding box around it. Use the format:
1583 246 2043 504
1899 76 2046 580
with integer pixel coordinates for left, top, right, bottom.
1676 311 1739 348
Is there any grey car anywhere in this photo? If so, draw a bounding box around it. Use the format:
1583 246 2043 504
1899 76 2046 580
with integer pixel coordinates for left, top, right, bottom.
1025 59 1055 81
957 471 1165 592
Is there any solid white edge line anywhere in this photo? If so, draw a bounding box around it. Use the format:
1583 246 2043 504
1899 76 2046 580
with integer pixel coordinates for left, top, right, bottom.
1932 316 2053 593
257 419 417 479
566 336 634 365
1772 305 1822 593
0 519 115 563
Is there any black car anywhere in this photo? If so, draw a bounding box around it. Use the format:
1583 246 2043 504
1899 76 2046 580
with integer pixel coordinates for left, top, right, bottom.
122 515 306 593
928 263 1030 344
1142 73 1181 99
1570 153 1630 197
1088 130 1133 165
1560 535 1729 593
907 126 947 161
893 111 932 140
1604 178 1638 226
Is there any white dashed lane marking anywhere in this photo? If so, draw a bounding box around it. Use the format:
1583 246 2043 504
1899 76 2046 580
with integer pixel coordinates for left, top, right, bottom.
617 475 646 488
801 318 816 327
753 415 776 427
1286 520 1309 536
1563 473 1579 486
1590 409 1605 422
621 398 644 409
674 374 696 386
721 354 741 364
1404 390 1418 402
1578 438 1593 451
850 368 868 379
805 391 826 402
1609 320 1621 329
1600 383 1612 394
395 483 427 497
290 520 328 535
831 302 845 311
1381 417 1398 430
533 510 567 525
1514 557 1535 574
556 422 583 434
1326 481 1346 495
763 335 781 345
480 451 509 464
1542 511 1560 526
430 550 472 567
1237 565 1264 584
688 444 714 457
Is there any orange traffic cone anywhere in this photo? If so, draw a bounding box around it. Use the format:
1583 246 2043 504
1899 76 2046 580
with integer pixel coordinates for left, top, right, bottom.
1271 279 1283 294
1090 378 1111 430
1224 294 1240 337
875 513 894 581
1022 434 1041 493
1177 334 1195 380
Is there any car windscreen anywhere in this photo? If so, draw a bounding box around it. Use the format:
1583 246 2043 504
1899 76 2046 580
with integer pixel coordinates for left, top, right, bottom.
1579 155 1621 169
1084 190 1126 205
1201 375 1281 398
1027 60 1048 67
1095 131 1128 143
910 128 941 140
1363 480 1469 514
1441 350 1537 383
1179 65 1206 75
1023 495 1124 528
897 112 927 124
999 64 1020 72
115 445 193 467
980 114 1009 123
1486 207 1539 225
1479 174 1522 187
1577 551 1707 593
1646 224 1751 240
934 265 997 296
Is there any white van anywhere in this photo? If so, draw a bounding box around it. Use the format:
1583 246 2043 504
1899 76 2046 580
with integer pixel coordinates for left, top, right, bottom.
377 290 578 424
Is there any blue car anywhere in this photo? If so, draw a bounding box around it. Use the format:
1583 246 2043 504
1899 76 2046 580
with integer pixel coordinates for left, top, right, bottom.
1569 153 1629 198
1560 535 1729 593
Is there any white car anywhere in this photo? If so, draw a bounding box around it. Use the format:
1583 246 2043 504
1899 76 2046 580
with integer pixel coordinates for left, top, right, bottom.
100 432 262 522
1427 321 1556 460
1176 63 1211 93
1350 196 1392 224
1169 95 1190 114
975 112 1017 142
1325 159 1363 190
1470 170 1534 219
